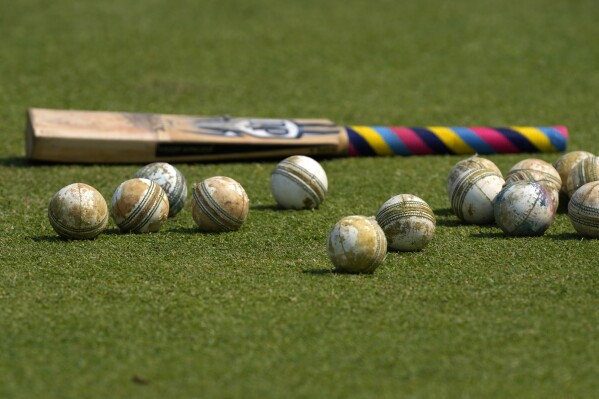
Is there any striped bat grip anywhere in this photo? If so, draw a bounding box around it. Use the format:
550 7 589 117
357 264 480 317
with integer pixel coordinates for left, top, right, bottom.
346 126 568 156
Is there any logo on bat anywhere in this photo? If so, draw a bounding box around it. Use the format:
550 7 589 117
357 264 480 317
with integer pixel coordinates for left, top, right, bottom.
188 117 339 139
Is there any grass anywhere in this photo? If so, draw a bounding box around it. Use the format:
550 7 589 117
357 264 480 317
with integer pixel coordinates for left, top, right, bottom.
1 0 599 397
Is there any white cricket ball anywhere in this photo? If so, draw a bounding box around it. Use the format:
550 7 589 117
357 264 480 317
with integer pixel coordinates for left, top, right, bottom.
134 162 187 217
566 156 599 198
493 181 555 236
553 151 594 195
376 194 436 251
271 155 328 210
446 155 502 198
48 183 108 239
191 176 249 232
450 168 505 224
111 178 169 233
568 181 599 238
508 159 561 191
504 168 560 210
327 215 387 274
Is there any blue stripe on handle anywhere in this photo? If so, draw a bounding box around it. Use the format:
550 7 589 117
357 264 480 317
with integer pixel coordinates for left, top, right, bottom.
450 127 496 154
373 127 411 155
537 127 568 151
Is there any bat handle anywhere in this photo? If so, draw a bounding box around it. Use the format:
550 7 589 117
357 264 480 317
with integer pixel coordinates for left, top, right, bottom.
346 126 568 156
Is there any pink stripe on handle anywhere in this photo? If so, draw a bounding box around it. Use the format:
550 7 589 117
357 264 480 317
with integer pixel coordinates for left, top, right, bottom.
554 126 569 139
348 140 358 156
389 127 434 155
469 127 520 153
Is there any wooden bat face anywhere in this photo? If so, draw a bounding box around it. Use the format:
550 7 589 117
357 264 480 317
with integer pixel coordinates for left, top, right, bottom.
26 108 346 163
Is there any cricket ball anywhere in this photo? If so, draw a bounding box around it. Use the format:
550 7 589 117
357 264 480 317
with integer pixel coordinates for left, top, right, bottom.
48 183 108 239
553 151 594 195
446 155 502 197
271 155 328 210
493 181 555 236
566 156 599 198
450 168 505 224
134 162 187 217
191 176 249 232
327 215 387 274
568 181 599 238
508 158 561 190
111 178 169 233
504 168 560 210
376 194 436 251
509 158 560 178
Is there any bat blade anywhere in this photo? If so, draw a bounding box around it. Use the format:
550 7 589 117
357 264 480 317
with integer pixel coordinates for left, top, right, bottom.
25 108 347 163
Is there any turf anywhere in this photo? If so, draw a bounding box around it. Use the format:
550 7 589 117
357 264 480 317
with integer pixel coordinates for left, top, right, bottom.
1 0 599 397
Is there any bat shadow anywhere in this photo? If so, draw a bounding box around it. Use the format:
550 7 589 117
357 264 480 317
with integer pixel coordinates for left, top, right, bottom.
0 157 34 167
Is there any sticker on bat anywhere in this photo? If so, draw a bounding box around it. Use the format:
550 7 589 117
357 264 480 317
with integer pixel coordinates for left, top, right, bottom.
178 117 339 139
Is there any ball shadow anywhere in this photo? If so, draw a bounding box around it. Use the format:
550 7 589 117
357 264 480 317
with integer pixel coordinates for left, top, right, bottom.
433 207 454 216
302 268 375 276
302 268 335 275
165 227 202 234
103 228 122 235
31 235 65 242
432 207 464 227
250 204 280 211
556 195 569 214
470 232 510 239
546 232 584 241
435 218 463 227
165 227 237 235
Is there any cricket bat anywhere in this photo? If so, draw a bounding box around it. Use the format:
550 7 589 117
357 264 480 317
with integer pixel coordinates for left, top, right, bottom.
25 108 568 164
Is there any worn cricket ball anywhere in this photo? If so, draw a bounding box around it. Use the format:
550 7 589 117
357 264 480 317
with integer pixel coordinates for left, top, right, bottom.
327 215 387 274
509 158 560 178
566 156 599 198
376 194 436 251
134 162 187 217
48 183 108 239
450 168 505 224
111 178 169 233
553 151 594 195
191 176 249 232
446 155 502 197
568 181 599 238
271 155 328 209
494 181 555 236
504 169 560 210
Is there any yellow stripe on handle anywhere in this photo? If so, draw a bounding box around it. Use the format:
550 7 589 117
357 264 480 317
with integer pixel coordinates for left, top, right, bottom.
511 127 556 152
426 127 475 154
351 126 394 155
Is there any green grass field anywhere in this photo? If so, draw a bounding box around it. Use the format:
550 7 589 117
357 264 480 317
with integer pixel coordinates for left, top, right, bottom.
1 0 599 397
